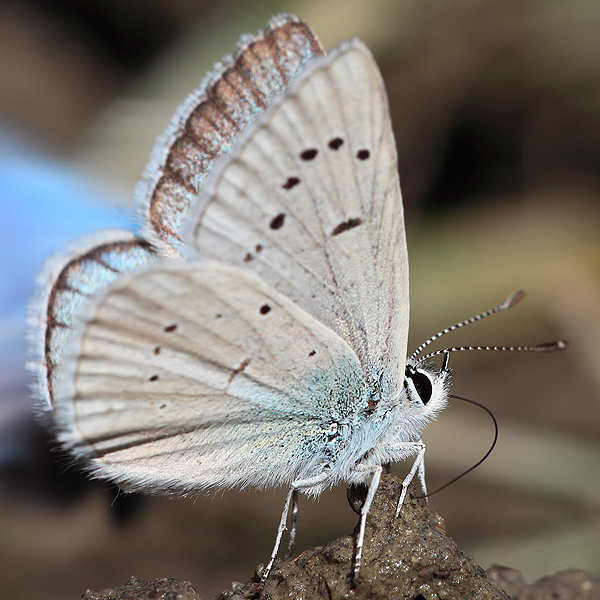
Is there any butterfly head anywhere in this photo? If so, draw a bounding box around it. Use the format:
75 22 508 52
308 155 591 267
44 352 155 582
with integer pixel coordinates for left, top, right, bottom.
402 353 452 421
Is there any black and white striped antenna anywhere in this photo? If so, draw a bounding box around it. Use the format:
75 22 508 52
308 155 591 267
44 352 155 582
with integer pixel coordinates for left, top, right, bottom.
410 290 568 363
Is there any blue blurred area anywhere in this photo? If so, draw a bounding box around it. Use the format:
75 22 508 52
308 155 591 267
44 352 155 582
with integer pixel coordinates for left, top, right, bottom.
0 124 134 466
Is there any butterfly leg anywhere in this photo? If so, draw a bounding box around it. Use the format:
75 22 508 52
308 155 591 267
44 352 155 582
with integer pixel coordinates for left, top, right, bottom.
417 453 427 501
261 486 294 587
261 471 330 586
286 488 299 557
395 440 426 517
352 464 383 581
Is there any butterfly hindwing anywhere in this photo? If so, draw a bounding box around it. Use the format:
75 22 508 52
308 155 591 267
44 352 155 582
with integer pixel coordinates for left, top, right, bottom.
183 39 409 398
54 263 366 494
28 230 156 409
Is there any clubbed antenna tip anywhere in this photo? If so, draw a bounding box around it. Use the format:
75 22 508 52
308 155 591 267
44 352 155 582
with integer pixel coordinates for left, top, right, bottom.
501 289 526 310
535 340 569 351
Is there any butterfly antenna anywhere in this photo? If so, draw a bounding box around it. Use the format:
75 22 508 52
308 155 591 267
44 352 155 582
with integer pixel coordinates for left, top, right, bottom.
420 339 567 361
416 394 498 499
410 289 528 362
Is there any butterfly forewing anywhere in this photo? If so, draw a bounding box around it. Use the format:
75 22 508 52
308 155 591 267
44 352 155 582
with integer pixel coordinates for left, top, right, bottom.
56 264 366 494
184 40 409 398
137 14 325 257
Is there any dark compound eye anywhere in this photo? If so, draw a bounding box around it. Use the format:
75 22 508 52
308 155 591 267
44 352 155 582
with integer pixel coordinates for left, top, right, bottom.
405 367 433 405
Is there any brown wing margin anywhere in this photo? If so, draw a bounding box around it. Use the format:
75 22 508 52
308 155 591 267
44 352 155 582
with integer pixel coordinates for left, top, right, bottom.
137 14 325 256
28 231 156 408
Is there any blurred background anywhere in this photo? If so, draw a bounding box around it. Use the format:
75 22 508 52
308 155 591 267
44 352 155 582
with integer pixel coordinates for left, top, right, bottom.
1 1 599 598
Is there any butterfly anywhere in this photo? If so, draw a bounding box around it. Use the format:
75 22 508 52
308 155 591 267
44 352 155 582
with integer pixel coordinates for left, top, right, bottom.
28 13 564 585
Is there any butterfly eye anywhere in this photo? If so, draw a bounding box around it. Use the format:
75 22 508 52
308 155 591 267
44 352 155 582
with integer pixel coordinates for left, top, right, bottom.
405 367 433 405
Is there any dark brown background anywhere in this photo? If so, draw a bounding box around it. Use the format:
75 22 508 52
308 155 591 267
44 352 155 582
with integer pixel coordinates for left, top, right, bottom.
0 1 598 598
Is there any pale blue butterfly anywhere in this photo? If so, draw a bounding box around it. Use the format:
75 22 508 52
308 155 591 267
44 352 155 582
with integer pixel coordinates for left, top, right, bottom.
28 14 564 584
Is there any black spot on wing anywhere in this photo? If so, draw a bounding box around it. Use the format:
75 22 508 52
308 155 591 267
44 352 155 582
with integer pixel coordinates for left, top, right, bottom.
300 148 318 161
282 177 300 190
255 244 263 253
153 346 161 355
308 350 316 357
270 213 286 230
328 137 344 150
356 149 370 160
331 218 364 236
259 304 271 315
164 323 177 333
149 375 159 382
